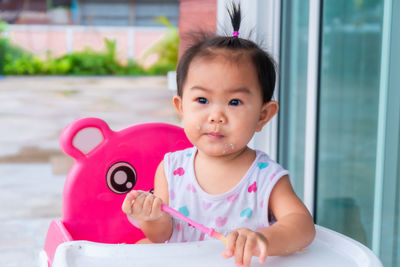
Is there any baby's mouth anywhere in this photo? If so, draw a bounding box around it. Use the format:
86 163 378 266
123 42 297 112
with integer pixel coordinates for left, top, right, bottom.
206 132 224 139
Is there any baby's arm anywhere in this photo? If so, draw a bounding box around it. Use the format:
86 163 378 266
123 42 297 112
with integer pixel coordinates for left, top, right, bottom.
223 176 315 266
121 161 172 243
259 175 315 255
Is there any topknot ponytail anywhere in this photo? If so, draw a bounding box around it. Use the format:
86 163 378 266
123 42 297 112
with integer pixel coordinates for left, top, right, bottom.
228 3 241 37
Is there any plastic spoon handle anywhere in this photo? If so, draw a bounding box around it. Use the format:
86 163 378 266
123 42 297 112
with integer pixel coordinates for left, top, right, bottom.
161 204 212 235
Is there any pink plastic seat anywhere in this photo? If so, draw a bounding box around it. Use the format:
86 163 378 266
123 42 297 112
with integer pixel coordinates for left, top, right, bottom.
42 118 192 266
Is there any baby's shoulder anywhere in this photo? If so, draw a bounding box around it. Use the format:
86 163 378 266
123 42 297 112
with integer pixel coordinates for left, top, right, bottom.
254 150 288 176
255 150 278 165
163 146 196 167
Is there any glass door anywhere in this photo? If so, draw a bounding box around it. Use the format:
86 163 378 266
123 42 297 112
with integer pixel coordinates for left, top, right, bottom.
279 0 399 265
315 0 384 247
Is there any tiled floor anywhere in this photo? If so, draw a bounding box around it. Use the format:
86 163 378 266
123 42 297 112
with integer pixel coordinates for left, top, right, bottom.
0 163 64 267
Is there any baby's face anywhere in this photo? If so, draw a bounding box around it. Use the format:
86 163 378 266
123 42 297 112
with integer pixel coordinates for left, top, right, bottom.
175 53 269 157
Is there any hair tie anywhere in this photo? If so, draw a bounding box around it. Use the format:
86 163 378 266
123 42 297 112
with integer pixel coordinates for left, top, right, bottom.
232 31 239 37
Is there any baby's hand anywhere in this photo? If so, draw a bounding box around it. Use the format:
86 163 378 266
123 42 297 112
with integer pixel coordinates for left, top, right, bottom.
222 228 268 267
121 190 164 222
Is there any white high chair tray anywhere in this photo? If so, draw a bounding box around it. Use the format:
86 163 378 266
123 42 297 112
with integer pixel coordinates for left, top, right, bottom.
51 226 382 267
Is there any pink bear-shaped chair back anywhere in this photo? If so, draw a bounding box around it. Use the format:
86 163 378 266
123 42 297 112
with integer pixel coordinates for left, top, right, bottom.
60 118 192 244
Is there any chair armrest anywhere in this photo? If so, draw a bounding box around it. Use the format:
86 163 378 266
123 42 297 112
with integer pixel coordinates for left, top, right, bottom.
44 220 74 266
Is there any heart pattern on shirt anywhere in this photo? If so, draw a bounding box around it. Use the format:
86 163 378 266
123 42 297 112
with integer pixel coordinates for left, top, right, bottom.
186 183 197 193
173 167 185 176
178 206 190 217
202 201 212 210
227 193 239 202
257 162 269 169
169 190 175 200
240 208 253 218
216 217 228 227
248 182 257 193
199 232 205 241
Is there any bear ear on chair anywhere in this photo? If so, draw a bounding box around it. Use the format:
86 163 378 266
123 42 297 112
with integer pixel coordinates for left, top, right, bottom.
60 118 113 160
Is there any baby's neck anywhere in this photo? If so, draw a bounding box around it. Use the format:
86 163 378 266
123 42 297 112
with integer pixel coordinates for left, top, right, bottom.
193 147 257 195
199 146 252 161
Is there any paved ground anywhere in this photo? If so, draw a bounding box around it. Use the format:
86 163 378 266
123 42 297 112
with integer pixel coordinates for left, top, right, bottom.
0 76 178 266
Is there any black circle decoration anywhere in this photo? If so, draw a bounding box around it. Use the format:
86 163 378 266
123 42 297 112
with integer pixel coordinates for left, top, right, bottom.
106 162 137 194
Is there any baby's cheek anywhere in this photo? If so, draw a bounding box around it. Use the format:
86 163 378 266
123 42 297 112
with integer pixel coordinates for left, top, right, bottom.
182 126 198 144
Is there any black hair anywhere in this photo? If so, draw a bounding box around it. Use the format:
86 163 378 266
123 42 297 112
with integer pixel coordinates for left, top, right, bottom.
176 3 276 103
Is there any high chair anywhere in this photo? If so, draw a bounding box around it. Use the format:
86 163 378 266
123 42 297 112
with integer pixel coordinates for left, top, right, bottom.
39 118 382 267
39 117 192 266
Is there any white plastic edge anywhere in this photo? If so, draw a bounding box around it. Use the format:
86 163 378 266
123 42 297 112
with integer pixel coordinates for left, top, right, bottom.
315 225 383 267
37 250 49 267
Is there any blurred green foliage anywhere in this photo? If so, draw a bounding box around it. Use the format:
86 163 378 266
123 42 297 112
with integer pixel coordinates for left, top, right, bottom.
142 16 179 74
1 20 34 75
0 18 179 76
53 39 125 75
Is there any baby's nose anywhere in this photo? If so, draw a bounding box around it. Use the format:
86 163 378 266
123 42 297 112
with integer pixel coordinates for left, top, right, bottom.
208 108 227 124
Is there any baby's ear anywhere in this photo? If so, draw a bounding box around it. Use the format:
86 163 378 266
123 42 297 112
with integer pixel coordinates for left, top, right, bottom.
60 118 112 160
173 96 183 117
256 101 279 132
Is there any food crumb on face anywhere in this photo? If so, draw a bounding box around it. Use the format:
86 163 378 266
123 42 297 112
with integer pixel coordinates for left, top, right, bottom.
222 144 229 154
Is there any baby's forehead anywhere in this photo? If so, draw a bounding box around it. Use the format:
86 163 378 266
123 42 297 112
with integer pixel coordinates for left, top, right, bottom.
188 52 255 75
185 56 262 97
194 48 251 64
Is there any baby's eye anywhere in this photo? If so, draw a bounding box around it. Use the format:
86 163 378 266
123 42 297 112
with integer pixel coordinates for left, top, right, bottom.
196 97 209 104
229 99 242 106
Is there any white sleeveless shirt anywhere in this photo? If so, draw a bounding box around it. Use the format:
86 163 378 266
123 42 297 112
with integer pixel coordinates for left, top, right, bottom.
164 147 289 243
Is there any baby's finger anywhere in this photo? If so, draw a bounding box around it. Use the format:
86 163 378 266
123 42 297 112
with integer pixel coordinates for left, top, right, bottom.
129 190 142 198
234 234 246 266
243 238 256 267
257 240 268 264
130 190 141 200
132 192 147 214
142 194 155 217
121 191 138 214
223 231 238 258
151 197 163 218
